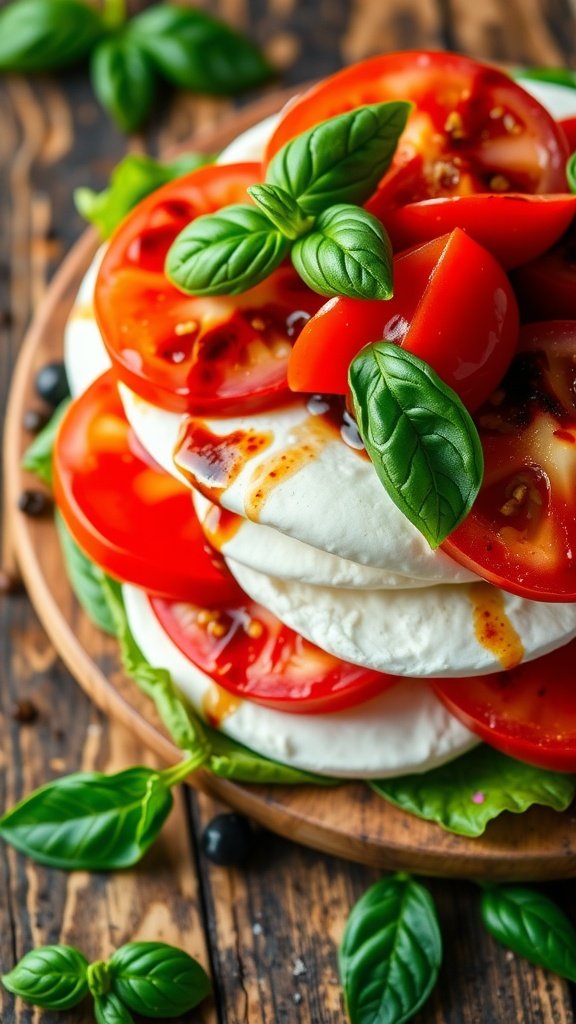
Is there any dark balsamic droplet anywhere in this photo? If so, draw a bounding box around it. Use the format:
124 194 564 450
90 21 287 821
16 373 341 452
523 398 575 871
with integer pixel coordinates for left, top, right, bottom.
201 812 254 866
18 489 51 517
34 361 70 408
11 698 39 724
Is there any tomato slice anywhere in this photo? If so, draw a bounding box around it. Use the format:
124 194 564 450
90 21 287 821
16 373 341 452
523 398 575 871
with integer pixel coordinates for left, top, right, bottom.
433 639 576 771
367 193 576 269
442 321 576 600
512 219 576 321
288 229 519 411
266 52 569 197
150 595 391 714
53 371 243 604
559 115 576 152
94 163 324 414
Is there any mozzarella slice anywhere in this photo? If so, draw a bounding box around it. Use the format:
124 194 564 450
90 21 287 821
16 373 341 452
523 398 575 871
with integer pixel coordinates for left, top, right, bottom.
119 386 476 583
64 247 110 397
226 558 576 677
122 583 478 777
216 113 281 165
192 492 435 588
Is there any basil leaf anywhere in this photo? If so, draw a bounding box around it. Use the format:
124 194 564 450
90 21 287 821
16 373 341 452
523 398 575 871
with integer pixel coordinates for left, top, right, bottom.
291 204 392 299
267 102 411 214
128 4 272 95
512 67 576 90
339 874 442 1024
109 942 210 1017
350 343 484 547
481 886 576 981
95 993 135 1024
247 183 314 240
91 35 156 134
75 152 212 240
0 0 104 72
2 945 89 1010
56 514 117 635
567 151 576 194
101 576 210 758
0 766 173 869
166 204 289 296
87 960 112 998
206 727 338 786
21 398 70 486
370 746 576 837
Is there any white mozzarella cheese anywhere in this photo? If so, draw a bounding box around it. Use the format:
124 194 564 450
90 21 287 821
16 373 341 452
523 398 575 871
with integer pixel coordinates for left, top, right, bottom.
192 492 435 588
122 583 478 778
216 113 281 165
63 247 111 397
519 79 576 120
226 558 576 677
119 385 476 583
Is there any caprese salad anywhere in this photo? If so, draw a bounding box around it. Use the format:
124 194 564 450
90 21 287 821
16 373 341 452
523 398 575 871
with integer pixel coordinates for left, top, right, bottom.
43 52 576 824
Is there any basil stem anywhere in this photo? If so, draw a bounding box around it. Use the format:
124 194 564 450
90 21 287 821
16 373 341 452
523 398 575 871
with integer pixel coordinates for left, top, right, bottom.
349 342 484 548
247 183 314 240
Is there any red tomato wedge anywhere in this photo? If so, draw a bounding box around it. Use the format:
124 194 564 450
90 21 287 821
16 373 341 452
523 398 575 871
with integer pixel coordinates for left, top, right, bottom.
288 230 519 411
94 163 324 415
53 371 243 604
512 219 576 321
443 321 576 601
433 638 576 771
559 115 576 152
266 52 569 197
150 596 391 714
367 193 576 269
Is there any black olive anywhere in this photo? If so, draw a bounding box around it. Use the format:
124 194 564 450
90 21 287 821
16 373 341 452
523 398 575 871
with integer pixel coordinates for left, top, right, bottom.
201 812 254 866
34 361 70 407
18 489 51 517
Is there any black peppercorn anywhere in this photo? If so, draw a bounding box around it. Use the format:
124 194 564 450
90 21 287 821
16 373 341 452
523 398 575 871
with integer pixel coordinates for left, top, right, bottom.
18 489 51 517
23 408 50 433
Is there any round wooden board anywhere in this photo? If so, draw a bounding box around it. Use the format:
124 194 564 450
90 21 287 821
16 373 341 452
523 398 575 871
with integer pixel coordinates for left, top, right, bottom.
5 91 576 881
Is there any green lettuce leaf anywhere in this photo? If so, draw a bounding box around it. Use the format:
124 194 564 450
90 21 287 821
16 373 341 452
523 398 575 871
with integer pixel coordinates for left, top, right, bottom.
370 746 576 837
55 513 117 635
22 399 70 485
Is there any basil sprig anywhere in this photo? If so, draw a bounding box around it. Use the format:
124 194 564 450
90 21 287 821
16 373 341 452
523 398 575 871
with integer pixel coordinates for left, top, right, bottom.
3 941 210 1019
481 886 576 982
339 874 442 1024
0 0 272 132
166 101 410 300
349 342 484 547
75 152 212 240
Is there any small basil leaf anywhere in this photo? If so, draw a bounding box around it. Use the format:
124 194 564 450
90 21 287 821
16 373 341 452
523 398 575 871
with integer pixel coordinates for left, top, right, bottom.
2 945 89 1010
267 101 411 214
109 942 211 1017
206 727 338 785
21 398 70 486
166 204 289 296
350 342 484 547
95 993 135 1024
247 183 314 240
0 766 172 869
567 151 576 194
101 576 210 757
128 4 272 95
0 0 104 72
90 35 156 134
75 152 212 239
481 886 576 981
291 205 392 299
87 960 112 998
370 746 576 837
56 514 116 635
339 874 442 1024
512 67 576 90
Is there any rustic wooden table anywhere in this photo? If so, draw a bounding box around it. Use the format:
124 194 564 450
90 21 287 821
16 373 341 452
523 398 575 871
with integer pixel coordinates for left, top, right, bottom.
1 1 576 1022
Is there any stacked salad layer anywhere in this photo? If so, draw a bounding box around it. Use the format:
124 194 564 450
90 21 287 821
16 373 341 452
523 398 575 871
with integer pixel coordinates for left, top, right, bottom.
43 51 576 836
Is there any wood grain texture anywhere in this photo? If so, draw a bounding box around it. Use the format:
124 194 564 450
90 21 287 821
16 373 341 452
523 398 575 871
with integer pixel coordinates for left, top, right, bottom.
1 1 576 1022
